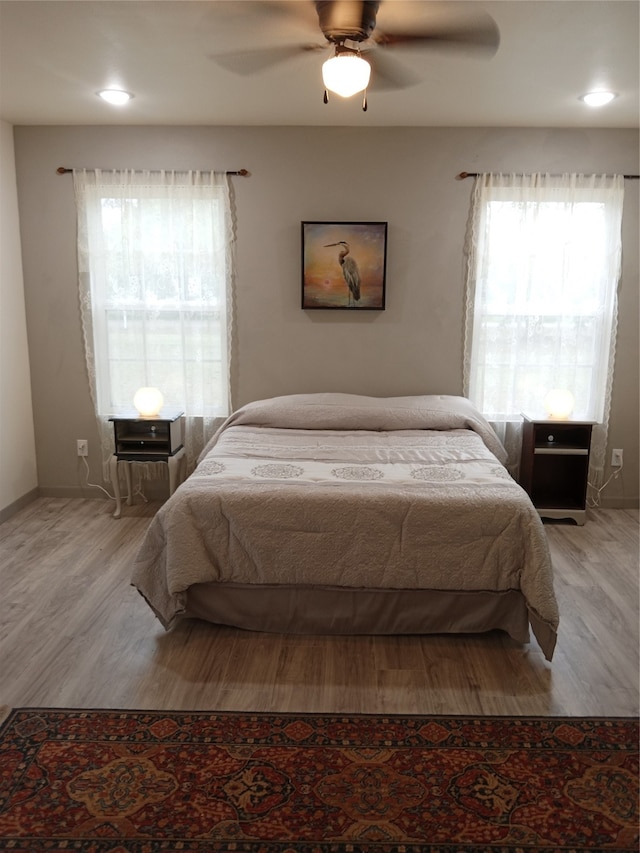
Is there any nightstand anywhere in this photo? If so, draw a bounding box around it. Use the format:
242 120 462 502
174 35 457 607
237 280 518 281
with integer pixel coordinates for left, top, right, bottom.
519 414 595 525
108 411 186 518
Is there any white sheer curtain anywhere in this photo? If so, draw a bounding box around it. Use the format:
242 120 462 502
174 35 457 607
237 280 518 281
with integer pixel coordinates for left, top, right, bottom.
463 173 624 492
74 169 234 480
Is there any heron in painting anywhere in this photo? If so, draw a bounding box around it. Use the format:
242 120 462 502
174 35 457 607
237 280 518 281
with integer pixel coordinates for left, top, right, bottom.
324 241 361 306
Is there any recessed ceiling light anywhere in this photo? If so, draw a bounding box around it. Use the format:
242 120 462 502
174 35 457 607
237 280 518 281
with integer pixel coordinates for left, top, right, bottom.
97 89 134 106
580 91 617 107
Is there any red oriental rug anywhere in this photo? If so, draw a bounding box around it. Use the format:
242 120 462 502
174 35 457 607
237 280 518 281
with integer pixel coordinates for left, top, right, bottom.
0 709 637 852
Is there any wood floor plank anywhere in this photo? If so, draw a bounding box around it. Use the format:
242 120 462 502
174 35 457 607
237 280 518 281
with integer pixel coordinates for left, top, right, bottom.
0 498 637 716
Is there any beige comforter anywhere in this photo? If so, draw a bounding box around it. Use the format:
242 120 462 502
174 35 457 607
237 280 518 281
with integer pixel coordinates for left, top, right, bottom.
132 394 558 658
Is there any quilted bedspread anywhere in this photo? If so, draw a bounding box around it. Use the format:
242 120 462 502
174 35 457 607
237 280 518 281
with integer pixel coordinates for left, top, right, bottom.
132 393 558 659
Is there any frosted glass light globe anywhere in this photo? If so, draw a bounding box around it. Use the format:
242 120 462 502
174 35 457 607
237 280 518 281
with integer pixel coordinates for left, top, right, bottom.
322 55 371 97
544 389 574 420
133 387 164 417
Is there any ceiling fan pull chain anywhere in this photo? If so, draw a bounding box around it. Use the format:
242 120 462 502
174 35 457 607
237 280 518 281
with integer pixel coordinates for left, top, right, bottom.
362 89 368 112
323 89 329 104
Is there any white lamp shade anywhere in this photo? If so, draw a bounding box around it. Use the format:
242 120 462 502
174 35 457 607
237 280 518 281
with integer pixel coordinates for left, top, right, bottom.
544 389 575 419
322 54 371 97
133 387 164 417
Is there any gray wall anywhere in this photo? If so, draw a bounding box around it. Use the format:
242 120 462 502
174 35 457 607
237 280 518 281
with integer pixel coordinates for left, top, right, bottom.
13 125 639 507
0 120 37 519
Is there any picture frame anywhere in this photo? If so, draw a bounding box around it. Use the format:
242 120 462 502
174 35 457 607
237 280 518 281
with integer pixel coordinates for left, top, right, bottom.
301 221 387 310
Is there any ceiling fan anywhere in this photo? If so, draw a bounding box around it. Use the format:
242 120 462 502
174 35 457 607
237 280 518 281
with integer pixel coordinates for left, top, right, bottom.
212 1 500 111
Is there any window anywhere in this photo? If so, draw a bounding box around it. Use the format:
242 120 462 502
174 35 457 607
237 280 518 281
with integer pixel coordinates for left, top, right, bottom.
463 173 624 479
74 169 233 468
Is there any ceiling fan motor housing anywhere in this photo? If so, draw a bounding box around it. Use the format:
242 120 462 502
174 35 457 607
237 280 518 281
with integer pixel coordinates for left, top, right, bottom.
315 0 380 44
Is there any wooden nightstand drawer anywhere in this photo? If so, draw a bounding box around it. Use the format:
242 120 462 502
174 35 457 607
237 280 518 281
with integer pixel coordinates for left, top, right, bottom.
111 413 184 460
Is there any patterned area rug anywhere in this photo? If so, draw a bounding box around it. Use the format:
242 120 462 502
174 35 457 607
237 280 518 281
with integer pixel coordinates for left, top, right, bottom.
0 709 637 852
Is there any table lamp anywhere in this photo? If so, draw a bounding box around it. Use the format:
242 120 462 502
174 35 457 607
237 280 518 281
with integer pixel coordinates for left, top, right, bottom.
133 387 164 417
543 389 574 420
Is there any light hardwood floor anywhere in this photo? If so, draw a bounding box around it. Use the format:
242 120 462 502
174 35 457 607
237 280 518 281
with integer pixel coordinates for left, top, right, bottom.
1 497 638 719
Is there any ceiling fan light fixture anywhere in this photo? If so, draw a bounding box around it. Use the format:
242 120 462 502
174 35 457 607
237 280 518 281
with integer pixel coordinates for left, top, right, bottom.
97 88 134 106
580 90 617 107
322 54 371 98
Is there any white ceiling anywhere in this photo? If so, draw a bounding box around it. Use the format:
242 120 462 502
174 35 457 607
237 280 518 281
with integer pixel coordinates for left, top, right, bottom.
0 0 638 128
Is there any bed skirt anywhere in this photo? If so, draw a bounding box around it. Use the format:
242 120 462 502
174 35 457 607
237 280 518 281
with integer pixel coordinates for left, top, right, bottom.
183 583 554 658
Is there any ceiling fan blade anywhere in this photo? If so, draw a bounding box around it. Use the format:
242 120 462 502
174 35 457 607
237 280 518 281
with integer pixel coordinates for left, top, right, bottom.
363 49 421 91
212 43 325 76
375 27 499 57
373 3 500 57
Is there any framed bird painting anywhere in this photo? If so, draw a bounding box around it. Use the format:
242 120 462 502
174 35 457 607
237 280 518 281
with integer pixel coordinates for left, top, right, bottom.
301 221 387 310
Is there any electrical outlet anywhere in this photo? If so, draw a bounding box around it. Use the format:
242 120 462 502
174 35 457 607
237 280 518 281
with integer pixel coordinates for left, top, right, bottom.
611 448 623 467
77 439 88 457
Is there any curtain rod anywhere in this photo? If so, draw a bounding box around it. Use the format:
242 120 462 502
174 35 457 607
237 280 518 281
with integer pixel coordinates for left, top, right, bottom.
456 171 639 180
56 166 249 176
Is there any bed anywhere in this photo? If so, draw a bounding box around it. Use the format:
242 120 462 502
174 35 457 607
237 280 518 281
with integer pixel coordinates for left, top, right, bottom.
132 393 559 660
